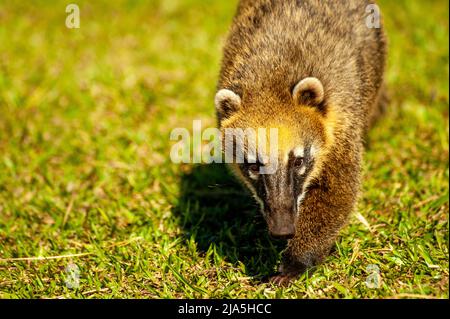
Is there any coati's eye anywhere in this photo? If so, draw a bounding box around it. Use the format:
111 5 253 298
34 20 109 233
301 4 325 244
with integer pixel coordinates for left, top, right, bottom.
293 157 304 168
248 164 260 174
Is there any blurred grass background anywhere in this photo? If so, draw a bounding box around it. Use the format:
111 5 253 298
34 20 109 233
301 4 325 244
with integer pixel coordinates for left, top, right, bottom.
0 0 448 298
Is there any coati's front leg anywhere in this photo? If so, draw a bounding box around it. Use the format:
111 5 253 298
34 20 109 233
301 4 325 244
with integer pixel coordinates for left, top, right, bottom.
270 146 361 286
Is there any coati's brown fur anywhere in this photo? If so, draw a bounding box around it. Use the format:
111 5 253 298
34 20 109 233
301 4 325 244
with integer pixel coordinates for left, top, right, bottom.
215 0 387 285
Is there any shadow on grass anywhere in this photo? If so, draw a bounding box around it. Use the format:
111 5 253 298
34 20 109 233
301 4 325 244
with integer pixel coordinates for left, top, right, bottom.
173 164 285 281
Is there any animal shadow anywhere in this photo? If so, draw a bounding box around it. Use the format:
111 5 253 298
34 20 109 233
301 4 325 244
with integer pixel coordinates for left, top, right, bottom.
173 164 285 280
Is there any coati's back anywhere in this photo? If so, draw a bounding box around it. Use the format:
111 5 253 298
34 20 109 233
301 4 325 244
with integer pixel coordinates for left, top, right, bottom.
218 0 386 130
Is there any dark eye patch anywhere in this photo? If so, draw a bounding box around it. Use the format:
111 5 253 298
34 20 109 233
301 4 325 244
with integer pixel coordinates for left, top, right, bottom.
293 156 304 168
248 163 260 174
240 156 264 179
288 145 316 178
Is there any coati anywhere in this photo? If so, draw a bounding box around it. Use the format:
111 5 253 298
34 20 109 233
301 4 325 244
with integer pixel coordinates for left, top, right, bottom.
214 0 387 285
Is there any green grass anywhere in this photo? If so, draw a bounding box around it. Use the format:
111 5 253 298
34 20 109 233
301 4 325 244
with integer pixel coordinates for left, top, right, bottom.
0 0 448 298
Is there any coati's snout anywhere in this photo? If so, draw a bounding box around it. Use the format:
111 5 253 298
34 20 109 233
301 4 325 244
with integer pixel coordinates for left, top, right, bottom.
228 139 323 240
266 205 296 240
255 147 317 240
259 165 298 239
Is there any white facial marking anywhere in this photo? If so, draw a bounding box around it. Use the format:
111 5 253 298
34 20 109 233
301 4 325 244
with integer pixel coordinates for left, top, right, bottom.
293 147 304 158
248 170 259 180
298 166 306 175
296 192 306 215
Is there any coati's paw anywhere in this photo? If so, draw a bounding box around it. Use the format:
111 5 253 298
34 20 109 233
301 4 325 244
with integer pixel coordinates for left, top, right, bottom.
270 250 322 286
269 260 305 286
269 273 298 286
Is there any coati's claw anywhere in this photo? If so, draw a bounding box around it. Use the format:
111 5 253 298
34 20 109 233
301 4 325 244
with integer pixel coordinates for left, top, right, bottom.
269 273 297 287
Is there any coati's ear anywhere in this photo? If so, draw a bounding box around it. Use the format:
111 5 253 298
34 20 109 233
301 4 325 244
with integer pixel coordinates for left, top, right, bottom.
292 77 324 107
215 89 241 119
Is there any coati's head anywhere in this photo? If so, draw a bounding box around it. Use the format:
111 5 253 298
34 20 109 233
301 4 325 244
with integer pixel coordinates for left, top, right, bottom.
215 77 334 239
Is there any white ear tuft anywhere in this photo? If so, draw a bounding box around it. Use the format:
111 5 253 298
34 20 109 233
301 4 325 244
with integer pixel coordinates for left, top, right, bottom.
292 77 324 107
214 89 241 118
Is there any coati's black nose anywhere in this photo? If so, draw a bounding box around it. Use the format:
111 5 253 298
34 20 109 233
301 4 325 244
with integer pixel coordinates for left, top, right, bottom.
267 212 296 240
269 222 295 240
270 231 295 240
